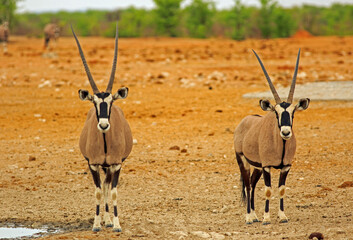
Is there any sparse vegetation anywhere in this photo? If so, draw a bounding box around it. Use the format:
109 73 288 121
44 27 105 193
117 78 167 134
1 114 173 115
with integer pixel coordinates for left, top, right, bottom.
4 0 353 38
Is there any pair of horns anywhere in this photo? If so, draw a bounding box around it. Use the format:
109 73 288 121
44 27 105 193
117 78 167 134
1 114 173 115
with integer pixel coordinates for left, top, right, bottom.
71 24 119 94
253 49 301 104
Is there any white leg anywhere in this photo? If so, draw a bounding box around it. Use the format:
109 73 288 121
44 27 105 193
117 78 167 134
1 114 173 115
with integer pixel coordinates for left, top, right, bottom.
89 165 102 232
250 210 259 222
262 167 272 225
111 165 122 232
278 185 288 222
278 166 291 223
103 180 113 227
3 42 7 53
93 187 102 232
102 167 113 227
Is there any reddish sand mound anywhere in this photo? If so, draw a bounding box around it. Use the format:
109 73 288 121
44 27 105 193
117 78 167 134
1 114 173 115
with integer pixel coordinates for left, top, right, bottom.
291 29 313 38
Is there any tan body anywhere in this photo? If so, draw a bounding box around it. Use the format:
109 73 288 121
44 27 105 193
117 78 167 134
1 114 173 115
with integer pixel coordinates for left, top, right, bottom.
0 23 9 42
80 105 132 165
73 24 132 232
44 23 59 49
0 22 9 53
44 23 59 39
234 49 310 225
234 112 296 168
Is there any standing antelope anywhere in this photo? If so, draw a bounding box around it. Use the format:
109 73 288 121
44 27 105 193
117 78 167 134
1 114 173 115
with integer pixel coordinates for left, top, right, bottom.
72 24 133 232
234 49 310 225
0 21 9 53
44 23 59 50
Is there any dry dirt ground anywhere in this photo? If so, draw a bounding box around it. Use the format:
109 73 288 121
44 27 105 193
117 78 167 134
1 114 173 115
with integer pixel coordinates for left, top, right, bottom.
0 35 352 240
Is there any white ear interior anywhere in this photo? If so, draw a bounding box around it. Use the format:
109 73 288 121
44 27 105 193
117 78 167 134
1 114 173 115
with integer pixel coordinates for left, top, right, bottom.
297 98 310 110
113 87 129 100
260 99 273 111
79 90 92 101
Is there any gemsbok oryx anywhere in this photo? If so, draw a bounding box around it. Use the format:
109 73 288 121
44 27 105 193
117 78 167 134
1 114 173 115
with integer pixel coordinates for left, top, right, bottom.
0 21 9 53
44 23 59 50
72 24 133 232
234 49 310 225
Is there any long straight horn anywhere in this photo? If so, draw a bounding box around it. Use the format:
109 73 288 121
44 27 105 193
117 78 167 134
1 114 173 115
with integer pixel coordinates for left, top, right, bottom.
71 25 100 94
287 48 301 103
252 50 281 104
106 23 119 93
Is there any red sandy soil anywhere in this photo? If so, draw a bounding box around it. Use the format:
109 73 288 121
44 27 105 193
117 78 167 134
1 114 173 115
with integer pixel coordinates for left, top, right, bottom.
0 35 352 239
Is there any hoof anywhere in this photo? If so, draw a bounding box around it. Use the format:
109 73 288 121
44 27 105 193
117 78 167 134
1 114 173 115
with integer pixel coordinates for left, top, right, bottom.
262 221 271 225
246 221 252 225
252 219 260 223
279 219 288 223
113 228 122 232
92 227 101 232
105 223 113 228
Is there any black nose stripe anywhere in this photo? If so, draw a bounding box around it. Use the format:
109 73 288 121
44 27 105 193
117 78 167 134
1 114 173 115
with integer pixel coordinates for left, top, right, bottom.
99 102 108 118
281 111 291 126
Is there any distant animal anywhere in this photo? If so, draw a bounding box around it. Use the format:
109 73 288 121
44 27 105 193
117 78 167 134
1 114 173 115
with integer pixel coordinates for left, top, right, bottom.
44 23 59 49
0 21 9 52
72 24 133 232
234 49 310 225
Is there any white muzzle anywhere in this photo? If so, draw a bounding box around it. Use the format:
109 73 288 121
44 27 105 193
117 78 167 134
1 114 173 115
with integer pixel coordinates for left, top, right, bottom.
97 118 110 133
280 126 292 140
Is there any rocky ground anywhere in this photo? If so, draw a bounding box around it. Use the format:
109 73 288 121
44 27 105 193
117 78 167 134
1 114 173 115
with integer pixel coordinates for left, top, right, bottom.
0 35 352 239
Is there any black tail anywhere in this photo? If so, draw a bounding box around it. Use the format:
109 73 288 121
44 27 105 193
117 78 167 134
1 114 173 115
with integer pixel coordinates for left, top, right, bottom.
240 175 246 206
236 152 247 206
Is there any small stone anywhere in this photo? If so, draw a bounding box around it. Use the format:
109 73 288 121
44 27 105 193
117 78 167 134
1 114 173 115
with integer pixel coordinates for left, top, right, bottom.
309 232 324 239
191 231 210 238
181 149 187 153
169 145 180 150
133 139 138 145
220 205 229 213
170 231 188 237
29 156 36 161
338 181 353 188
210 232 225 240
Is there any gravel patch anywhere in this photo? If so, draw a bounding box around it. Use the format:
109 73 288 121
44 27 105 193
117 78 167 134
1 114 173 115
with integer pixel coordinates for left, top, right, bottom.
243 81 353 101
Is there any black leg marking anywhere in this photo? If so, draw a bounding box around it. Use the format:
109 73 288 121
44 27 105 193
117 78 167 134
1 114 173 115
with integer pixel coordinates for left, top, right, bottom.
112 169 121 189
105 204 109 212
265 200 270 212
89 165 101 189
280 198 284 211
114 206 118 217
96 205 100 216
263 168 271 188
279 167 290 187
105 168 112 184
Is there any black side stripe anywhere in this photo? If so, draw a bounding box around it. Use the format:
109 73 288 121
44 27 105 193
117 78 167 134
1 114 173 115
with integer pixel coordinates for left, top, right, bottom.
244 155 262 168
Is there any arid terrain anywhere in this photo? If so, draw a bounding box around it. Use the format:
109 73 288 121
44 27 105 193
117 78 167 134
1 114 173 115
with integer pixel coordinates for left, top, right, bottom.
0 34 352 239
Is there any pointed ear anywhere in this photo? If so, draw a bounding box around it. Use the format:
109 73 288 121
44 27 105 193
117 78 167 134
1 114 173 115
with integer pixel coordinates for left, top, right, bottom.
259 99 274 111
296 98 310 110
113 87 129 100
78 89 93 101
